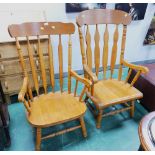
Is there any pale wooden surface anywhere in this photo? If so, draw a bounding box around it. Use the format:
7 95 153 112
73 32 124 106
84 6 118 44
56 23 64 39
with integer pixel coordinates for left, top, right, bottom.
102 24 109 80
85 25 92 70
76 9 149 128
110 25 119 78
94 24 100 76
28 92 86 127
93 79 143 108
8 22 90 150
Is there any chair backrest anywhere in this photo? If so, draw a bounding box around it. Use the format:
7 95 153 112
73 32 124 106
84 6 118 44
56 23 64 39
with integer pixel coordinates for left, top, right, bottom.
76 9 132 79
8 22 75 96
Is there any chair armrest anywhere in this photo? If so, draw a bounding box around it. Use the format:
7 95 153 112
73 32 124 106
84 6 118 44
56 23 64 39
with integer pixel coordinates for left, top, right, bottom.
18 77 28 102
122 59 149 74
70 70 92 88
83 64 98 83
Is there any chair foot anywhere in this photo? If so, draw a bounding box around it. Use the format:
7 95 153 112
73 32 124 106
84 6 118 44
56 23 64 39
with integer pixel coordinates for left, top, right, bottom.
79 117 87 138
130 100 135 118
96 110 103 129
36 127 41 151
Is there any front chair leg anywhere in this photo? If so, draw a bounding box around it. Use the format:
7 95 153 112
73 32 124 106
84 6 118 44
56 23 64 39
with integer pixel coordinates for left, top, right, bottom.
79 116 87 137
96 109 103 129
130 100 135 118
36 127 41 151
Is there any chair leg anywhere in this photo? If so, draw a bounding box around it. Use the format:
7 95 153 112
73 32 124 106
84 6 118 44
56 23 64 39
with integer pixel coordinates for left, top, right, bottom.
130 100 135 118
96 109 103 129
79 117 87 138
36 127 41 151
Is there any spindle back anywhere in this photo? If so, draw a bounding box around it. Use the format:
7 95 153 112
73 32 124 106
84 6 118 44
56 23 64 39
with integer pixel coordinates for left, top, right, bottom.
8 22 75 95
76 9 132 79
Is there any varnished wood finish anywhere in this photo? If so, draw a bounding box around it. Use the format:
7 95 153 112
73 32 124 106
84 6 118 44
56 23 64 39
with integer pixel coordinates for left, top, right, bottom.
8 22 90 150
76 9 148 128
110 25 119 78
76 9 132 27
78 27 86 65
96 109 103 129
94 25 100 76
28 92 87 127
93 79 143 108
8 22 75 37
27 36 39 95
83 64 98 84
36 128 41 151
138 112 155 151
102 24 109 79
68 35 72 94
48 35 55 92
37 36 47 94
58 35 63 92
85 25 92 70
79 117 87 137
118 25 127 81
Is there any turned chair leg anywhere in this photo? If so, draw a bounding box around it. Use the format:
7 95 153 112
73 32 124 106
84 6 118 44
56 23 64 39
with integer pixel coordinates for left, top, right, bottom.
96 110 103 129
130 100 135 118
79 116 87 137
36 127 41 151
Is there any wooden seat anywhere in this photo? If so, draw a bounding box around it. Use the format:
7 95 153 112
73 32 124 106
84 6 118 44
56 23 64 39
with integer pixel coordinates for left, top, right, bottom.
8 22 92 150
28 92 86 127
92 79 143 107
76 9 149 128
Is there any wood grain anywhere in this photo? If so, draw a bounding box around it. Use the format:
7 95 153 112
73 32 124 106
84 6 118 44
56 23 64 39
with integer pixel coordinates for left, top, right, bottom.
78 27 86 66
85 25 92 70
9 22 90 150
76 9 132 26
93 79 143 108
37 36 47 94
27 36 39 95
118 25 127 80
58 35 63 93
76 9 148 129
110 25 119 78
8 22 75 37
102 24 109 79
68 34 72 94
48 35 55 92
94 24 100 76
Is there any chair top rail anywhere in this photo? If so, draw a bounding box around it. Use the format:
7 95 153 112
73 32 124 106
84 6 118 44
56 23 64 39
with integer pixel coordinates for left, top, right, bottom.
76 9 132 27
8 22 75 37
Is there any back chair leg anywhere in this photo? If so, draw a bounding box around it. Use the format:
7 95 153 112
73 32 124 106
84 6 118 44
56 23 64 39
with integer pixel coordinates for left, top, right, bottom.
130 100 135 118
36 127 41 151
79 116 87 137
96 109 103 129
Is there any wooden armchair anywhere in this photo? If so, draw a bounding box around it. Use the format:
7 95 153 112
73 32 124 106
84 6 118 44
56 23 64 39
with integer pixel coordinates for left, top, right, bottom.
8 22 92 150
76 9 149 129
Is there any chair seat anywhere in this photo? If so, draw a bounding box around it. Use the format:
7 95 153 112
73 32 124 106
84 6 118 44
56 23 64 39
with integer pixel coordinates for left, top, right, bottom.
27 92 86 127
93 79 143 108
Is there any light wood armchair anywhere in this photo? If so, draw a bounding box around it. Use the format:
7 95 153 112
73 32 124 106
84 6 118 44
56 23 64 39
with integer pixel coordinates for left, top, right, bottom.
76 9 149 129
8 22 92 150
